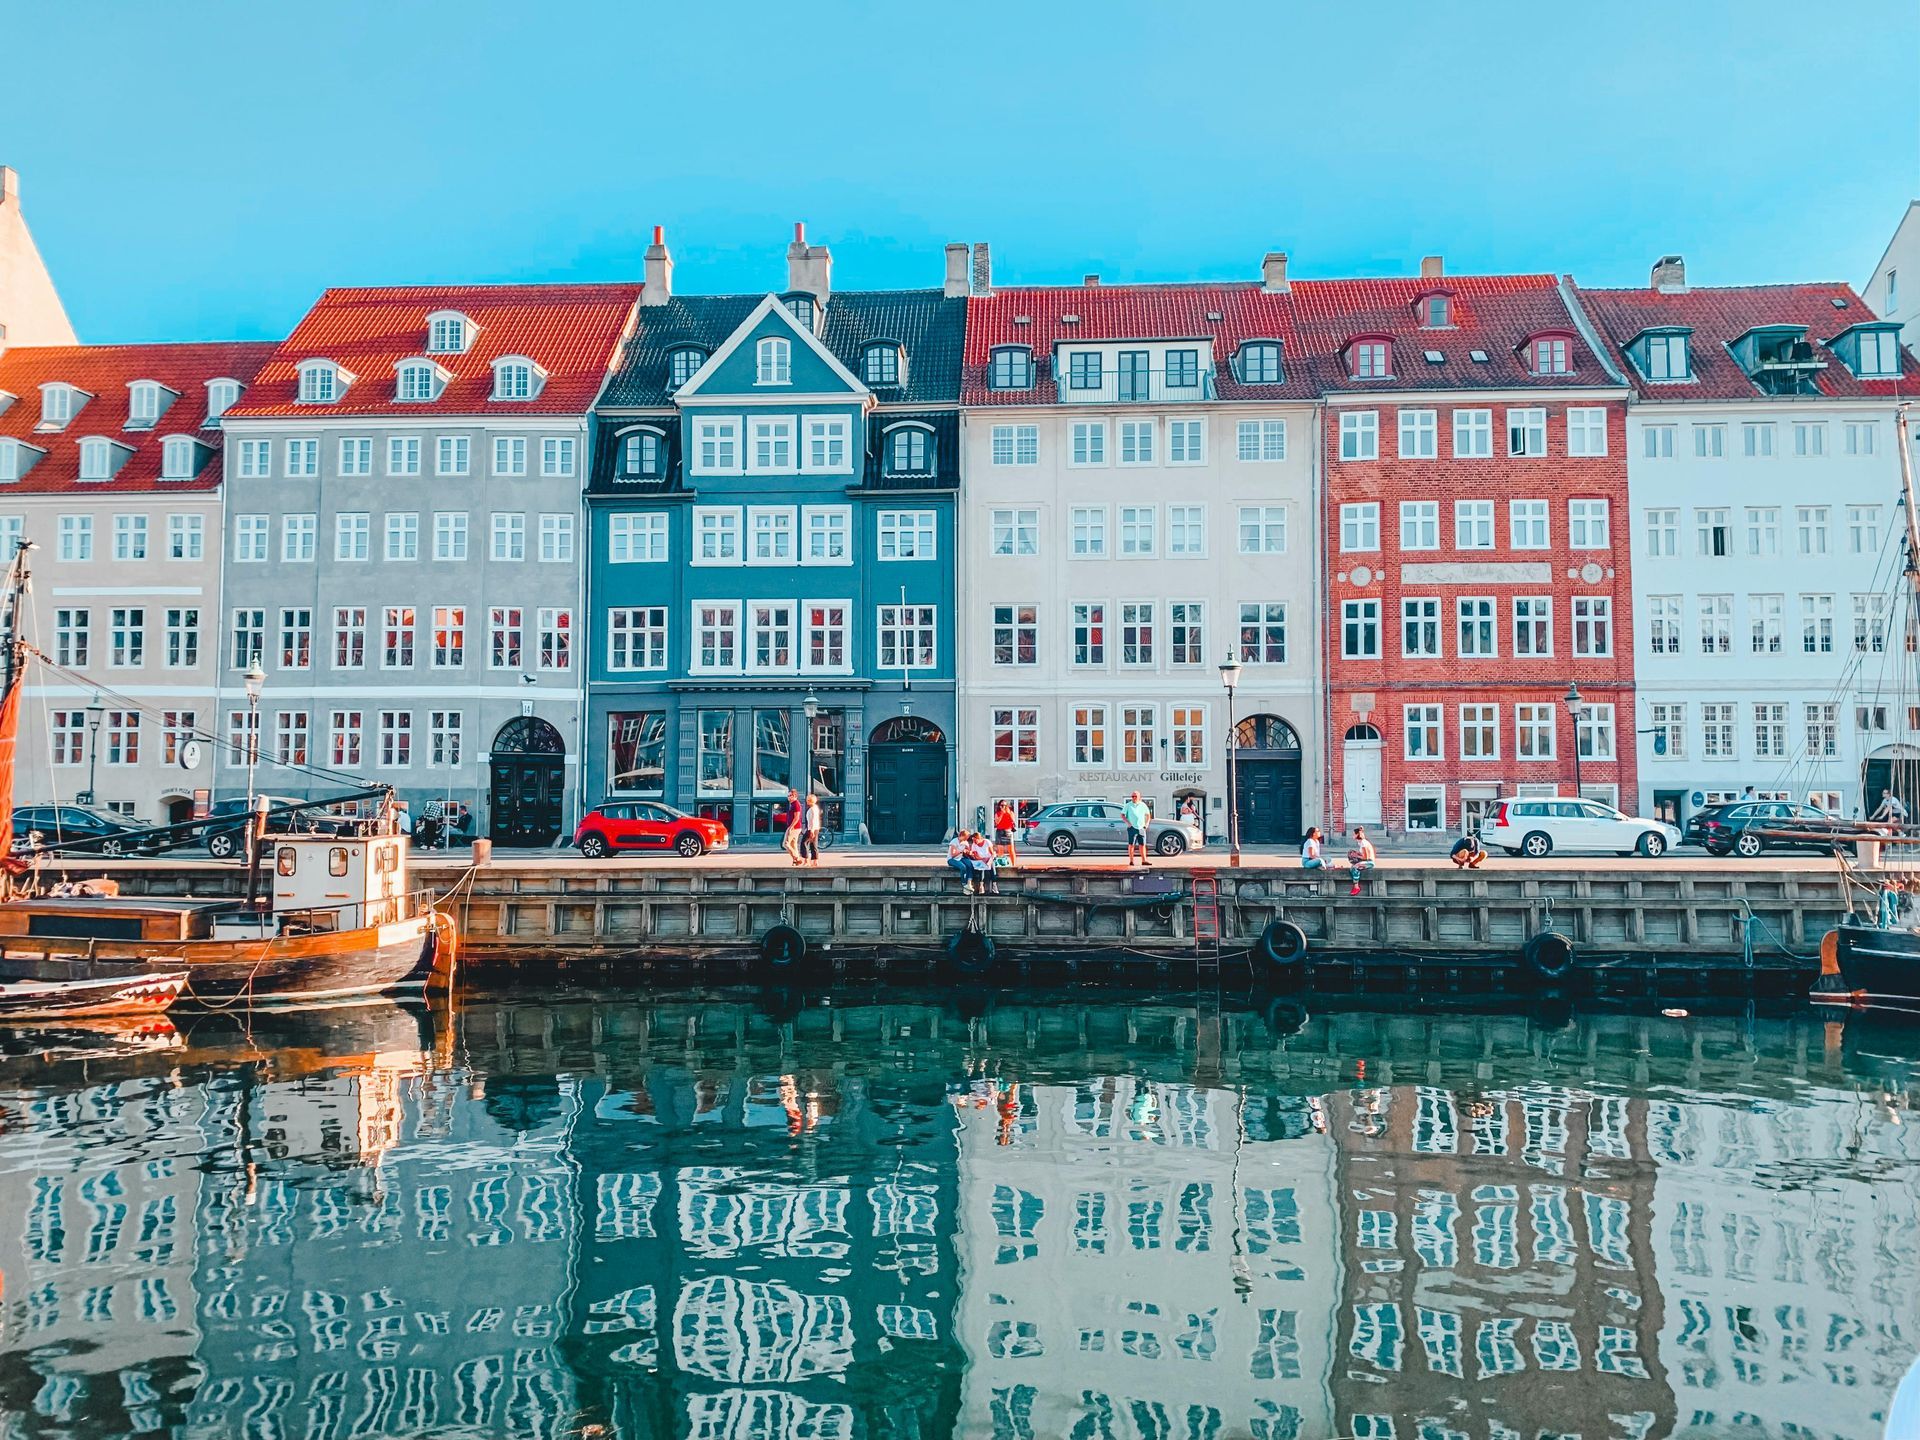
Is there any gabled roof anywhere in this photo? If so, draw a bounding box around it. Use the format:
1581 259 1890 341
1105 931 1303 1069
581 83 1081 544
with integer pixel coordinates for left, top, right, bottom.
226 283 641 420
961 282 1315 405
601 289 964 409
1575 281 1920 400
671 293 868 400
0 341 274 493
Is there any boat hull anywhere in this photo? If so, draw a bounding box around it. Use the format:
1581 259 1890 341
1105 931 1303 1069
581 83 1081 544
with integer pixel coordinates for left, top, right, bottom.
0 971 186 1021
1826 922 1920 1011
166 916 438 1005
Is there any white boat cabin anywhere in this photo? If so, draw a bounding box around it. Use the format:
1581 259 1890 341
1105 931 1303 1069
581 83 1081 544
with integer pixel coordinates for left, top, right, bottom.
269 833 412 931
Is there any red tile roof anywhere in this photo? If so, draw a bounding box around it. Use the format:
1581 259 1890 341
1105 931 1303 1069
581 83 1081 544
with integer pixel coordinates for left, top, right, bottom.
1575 281 1920 401
226 283 642 420
0 341 275 494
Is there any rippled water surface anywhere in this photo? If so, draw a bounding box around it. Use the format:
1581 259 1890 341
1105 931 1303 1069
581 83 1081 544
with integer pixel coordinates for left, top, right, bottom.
0 989 1917 1440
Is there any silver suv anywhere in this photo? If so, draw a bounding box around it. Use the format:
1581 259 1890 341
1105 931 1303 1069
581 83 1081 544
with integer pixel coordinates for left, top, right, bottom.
1020 801 1204 857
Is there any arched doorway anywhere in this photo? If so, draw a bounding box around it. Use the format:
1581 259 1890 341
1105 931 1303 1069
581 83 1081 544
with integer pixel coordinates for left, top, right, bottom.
489 716 566 847
867 716 948 845
1864 743 1920 819
1342 722 1384 828
161 794 195 826
1232 714 1304 845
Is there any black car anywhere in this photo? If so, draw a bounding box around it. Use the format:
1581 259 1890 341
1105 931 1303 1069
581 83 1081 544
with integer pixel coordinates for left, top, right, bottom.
9 804 159 856
1687 801 1852 857
201 795 342 857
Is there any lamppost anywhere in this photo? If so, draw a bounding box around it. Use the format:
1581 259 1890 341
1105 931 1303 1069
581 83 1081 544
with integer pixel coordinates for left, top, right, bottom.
1563 681 1584 800
801 687 819 821
82 692 104 806
243 655 266 851
1220 655 1243 867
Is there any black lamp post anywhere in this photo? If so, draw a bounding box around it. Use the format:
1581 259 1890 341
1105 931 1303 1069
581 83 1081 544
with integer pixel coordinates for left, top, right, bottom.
801 687 819 815
1563 681 1584 799
82 692 104 806
1220 655 1243 866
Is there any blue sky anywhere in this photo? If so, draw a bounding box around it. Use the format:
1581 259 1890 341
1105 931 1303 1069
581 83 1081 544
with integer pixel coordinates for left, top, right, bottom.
7 0 1918 343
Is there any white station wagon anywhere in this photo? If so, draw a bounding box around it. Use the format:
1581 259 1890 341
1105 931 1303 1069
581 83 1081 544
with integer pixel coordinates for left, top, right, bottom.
1483 797 1682 858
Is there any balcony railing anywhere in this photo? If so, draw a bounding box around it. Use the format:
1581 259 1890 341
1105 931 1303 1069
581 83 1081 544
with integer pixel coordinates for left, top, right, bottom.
1055 366 1218 404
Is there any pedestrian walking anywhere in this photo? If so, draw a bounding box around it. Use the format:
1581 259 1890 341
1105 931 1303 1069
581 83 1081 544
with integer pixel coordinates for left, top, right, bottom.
802 793 823 866
1347 826 1376 895
781 788 804 866
993 799 1018 869
1300 826 1325 870
1123 791 1153 868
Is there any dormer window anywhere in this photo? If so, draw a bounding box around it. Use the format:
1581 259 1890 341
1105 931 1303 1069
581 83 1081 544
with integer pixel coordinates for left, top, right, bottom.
77 437 122 481
1852 328 1902 378
1239 342 1284 384
38 383 80 429
205 379 242 424
296 361 344 405
1528 335 1573 375
783 295 815 330
1636 330 1691 382
1347 340 1391 381
1735 325 1824 396
756 337 792 386
989 346 1034 390
0 438 44 483
127 380 170 428
395 360 446 403
1417 293 1452 328
492 356 543 402
160 436 202 480
426 311 475 354
619 429 666 481
864 343 902 386
884 424 933 477
668 347 706 391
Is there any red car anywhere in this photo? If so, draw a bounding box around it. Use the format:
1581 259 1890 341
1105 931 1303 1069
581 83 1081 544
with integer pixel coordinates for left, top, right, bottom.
574 802 728 859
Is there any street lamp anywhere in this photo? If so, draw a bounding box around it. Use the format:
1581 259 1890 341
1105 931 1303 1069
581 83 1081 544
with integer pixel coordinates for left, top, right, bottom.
801 687 819 813
82 691 104 806
243 655 266 852
1219 655 1243 867
1563 681 1584 800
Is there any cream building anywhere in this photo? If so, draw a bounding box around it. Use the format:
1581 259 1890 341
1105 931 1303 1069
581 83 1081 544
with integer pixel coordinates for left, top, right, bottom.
0 165 75 348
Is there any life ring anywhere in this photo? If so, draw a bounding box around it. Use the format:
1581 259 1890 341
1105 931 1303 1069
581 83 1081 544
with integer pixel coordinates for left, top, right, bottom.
1256 919 1309 969
946 926 995 975
426 911 459 989
760 924 807 970
1522 930 1576 983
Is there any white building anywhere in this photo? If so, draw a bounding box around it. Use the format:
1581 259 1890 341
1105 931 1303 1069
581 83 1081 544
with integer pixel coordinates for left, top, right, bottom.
1578 261 1919 823
957 259 1323 844
1864 200 1920 354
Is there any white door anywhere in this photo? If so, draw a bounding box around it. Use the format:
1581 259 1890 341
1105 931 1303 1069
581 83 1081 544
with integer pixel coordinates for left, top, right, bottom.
1343 740 1383 827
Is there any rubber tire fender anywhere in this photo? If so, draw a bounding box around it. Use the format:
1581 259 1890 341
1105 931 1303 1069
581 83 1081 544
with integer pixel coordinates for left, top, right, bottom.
1523 929 1576 983
760 923 807 970
946 926 996 976
1257 919 1309 969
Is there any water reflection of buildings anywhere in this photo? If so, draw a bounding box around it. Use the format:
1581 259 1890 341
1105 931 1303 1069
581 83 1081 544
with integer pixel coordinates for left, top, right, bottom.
952 1073 1342 1439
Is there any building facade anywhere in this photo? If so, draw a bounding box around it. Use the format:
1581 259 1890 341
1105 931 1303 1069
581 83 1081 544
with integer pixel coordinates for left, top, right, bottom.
217 284 640 845
957 257 1323 843
1864 200 1920 355
0 164 76 348
1578 262 1919 822
584 229 962 844
0 340 273 823
1307 267 1638 837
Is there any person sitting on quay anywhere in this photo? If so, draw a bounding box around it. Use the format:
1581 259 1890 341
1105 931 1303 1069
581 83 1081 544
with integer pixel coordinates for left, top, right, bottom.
947 832 973 884
1300 826 1325 870
967 831 999 895
1450 832 1488 869
1347 827 1376 896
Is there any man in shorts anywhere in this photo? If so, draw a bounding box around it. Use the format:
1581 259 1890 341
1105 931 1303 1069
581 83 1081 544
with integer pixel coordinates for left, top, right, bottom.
1123 791 1152 868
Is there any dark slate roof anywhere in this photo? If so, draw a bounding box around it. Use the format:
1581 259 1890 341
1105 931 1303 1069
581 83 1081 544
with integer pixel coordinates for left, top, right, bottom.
859 411 959 491
600 289 964 409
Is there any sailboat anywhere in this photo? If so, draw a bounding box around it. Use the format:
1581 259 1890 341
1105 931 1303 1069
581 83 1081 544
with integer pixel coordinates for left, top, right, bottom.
0 541 457 1010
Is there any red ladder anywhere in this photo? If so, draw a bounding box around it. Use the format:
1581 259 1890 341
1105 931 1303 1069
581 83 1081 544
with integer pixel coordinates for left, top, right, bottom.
1190 872 1221 958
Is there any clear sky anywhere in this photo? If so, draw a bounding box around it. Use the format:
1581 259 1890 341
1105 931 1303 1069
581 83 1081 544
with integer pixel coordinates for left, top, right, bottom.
6 0 1918 344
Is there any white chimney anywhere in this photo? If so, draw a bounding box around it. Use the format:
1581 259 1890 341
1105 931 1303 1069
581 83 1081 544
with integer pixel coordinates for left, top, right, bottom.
1651 254 1687 293
1260 251 1289 293
943 242 970 298
786 221 831 301
641 225 672 307
972 242 992 296
1420 255 1444 279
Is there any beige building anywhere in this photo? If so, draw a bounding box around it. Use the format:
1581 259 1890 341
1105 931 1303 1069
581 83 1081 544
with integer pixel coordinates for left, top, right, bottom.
0 165 75 348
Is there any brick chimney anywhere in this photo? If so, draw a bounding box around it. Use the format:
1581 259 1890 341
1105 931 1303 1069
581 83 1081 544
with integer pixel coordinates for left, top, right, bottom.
786 222 831 301
972 242 992 296
1651 254 1687 293
943 242 970 298
641 225 672 307
1083 274 1100 287
1260 251 1289 293
1420 255 1444 278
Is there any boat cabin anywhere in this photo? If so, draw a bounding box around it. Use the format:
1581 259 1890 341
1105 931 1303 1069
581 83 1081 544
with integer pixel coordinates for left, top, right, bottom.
269 833 411 931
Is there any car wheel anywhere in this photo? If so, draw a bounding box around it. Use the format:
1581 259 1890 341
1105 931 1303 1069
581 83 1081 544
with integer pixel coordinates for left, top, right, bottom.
1521 831 1552 859
579 834 609 859
100 838 125 858
675 832 707 858
1048 831 1076 857
1734 832 1765 858
1638 832 1668 858
207 832 237 860
1155 832 1186 856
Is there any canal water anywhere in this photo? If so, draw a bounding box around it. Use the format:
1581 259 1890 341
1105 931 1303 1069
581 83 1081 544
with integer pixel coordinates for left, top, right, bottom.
0 990 1916 1440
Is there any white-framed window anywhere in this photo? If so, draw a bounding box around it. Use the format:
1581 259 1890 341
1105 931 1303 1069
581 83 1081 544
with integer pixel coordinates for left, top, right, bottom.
161 608 199 669
236 438 271 478
38 383 78 427
1792 421 1826 457
801 415 851 472
1342 599 1380 658
333 437 371 476
386 437 421 476
1071 602 1106 665
493 359 537 401
492 436 528 476
1846 504 1882 555
487 606 523 670
490 512 526 561
1742 421 1776 458
1347 340 1389 380
877 509 937 561
1071 704 1108 766
1339 411 1378 461
755 336 791 385
692 417 740 474
610 512 668 564
1805 703 1839 760
1399 501 1439 551
1340 502 1379 551
1398 408 1438 459
296 361 341 404
802 505 850 563
619 429 666 480
332 606 366 669
1515 703 1556 759
427 710 464 767
694 507 741 564
335 512 370 561
1168 419 1205 464
991 603 1039 667
1506 408 1546 457
431 606 466 668
668 347 706 390
877 604 937 670
1699 593 1733 653
59 515 95 562
1401 597 1441 658
1453 499 1494 550
1236 419 1286 461
1696 507 1731 557
1643 508 1678 557
427 313 471 354
378 710 412 768
1121 601 1156 665
205 379 241 420
1745 506 1780 556
1567 408 1608 456
385 513 419 561
1118 419 1156 465
747 506 795 564
434 436 470 476
433 512 468 561
1853 592 1889 653
160 435 198 479
1457 597 1496 657
990 423 1039 466
1513 595 1553 656
803 602 848 672
1070 506 1107 558
109 607 146 668
1238 602 1287 663
284 438 318 477
1509 500 1548 549
275 607 311 670
166 513 203 561
1069 421 1108 466
1531 334 1572 374
1460 704 1499 761
744 416 795 472
537 513 574 564
112 513 148 561
281 514 316 562
1568 499 1610 549
1796 505 1829 555
1856 329 1902 377
1453 409 1493 458
886 429 931 482
1577 703 1616 761
396 361 442 403
1119 505 1157 557
328 710 363 769
105 710 142 764
1169 704 1207 764
1844 421 1878 456
228 608 263 670
1694 422 1726 458
863 343 900 385
1750 593 1783 653
1642 424 1676 458
1168 504 1206 556
1646 702 1684 760
540 437 576 477
608 607 668 671
1572 596 1612 656
990 508 1039 557
76 437 115 481
231 514 265 563
1801 593 1834 653
1404 704 1443 760
381 606 416 669
1119 704 1157 766
991 707 1039 765
1169 600 1206 665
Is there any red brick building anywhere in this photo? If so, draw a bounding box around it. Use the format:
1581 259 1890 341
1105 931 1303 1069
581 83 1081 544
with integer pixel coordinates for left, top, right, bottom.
1298 268 1635 836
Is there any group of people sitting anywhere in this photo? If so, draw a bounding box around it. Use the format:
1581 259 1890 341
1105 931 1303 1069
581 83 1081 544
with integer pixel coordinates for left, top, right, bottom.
1299 824 1488 894
947 830 1010 894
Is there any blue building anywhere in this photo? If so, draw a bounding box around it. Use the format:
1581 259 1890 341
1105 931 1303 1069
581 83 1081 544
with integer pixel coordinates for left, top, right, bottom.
585 229 964 843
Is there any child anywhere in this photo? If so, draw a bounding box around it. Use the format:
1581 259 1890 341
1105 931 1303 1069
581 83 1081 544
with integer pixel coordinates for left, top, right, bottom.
1300 826 1324 869
1347 826 1376 895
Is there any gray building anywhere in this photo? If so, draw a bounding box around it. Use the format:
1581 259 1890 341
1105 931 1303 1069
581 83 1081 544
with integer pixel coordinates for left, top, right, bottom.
217 283 640 845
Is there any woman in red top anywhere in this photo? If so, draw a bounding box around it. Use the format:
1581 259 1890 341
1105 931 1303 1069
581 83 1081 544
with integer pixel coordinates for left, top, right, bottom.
992 800 1018 869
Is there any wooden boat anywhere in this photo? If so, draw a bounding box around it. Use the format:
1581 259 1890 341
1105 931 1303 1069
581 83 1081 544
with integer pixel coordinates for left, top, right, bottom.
1817 920 1920 1015
0 969 185 1020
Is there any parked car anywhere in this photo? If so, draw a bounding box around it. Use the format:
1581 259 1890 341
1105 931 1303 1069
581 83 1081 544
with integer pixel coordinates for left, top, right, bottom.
9 804 159 857
1483 797 1681 858
1686 801 1853 857
574 801 729 859
202 795 309 858
1020 800 1204 857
